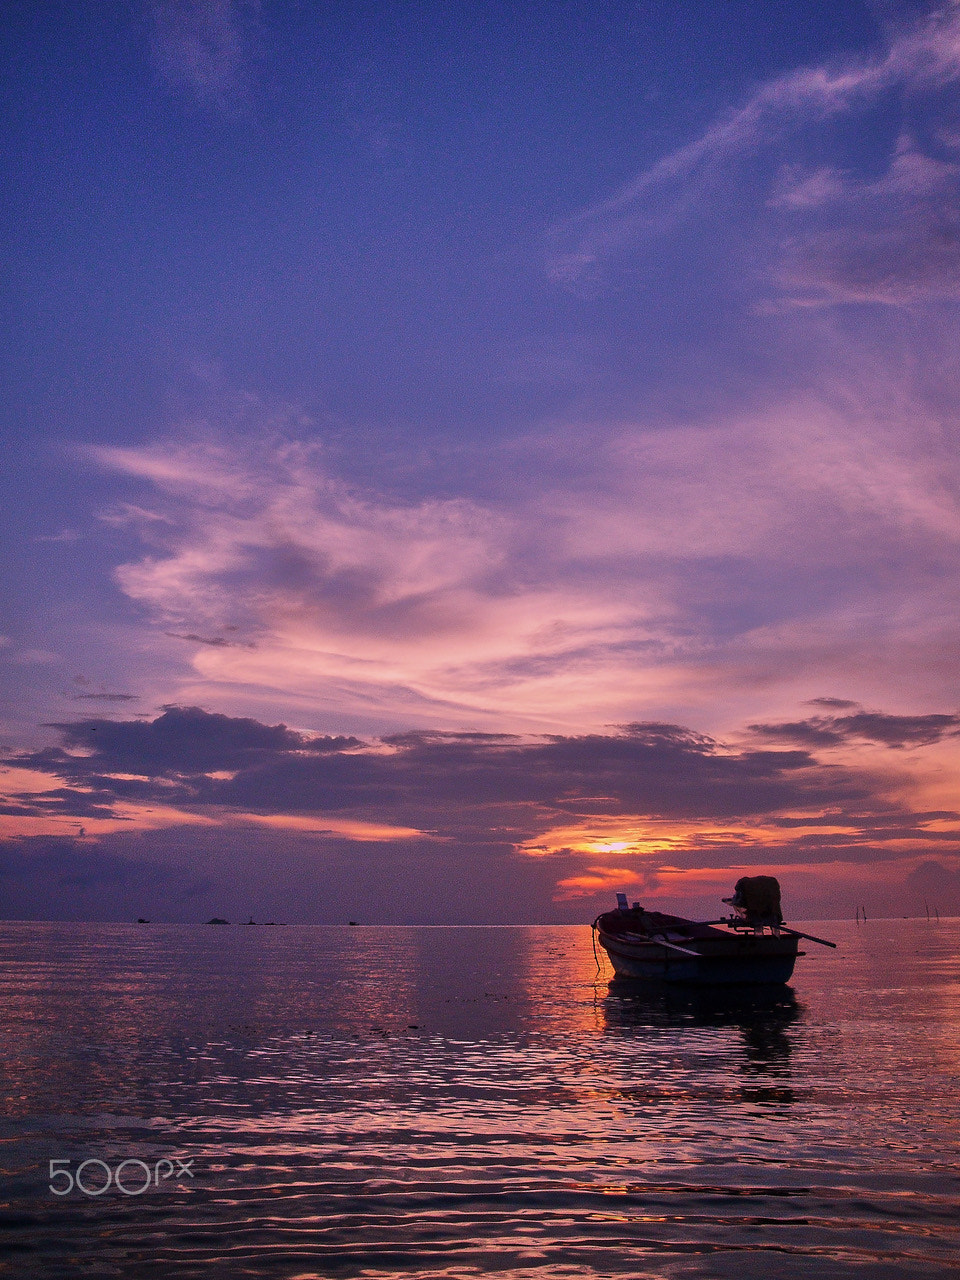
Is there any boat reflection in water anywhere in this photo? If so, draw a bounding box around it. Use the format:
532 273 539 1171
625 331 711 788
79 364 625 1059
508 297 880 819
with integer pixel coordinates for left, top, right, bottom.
601 976 800 1106
603 975 799 1038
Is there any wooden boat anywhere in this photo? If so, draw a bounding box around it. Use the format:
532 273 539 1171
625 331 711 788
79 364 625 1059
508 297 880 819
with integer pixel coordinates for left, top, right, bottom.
593 880 835 985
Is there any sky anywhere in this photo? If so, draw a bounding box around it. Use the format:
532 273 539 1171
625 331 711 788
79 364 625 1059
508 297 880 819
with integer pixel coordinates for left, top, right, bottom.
3 0 960 923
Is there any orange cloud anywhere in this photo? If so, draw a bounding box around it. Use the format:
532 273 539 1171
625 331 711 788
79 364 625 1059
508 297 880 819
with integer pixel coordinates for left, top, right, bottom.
233 812 427 841
0 802 217 841
554 865 650 901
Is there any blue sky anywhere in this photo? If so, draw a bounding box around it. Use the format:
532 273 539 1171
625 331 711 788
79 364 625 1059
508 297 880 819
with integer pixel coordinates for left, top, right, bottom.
4 1 960 922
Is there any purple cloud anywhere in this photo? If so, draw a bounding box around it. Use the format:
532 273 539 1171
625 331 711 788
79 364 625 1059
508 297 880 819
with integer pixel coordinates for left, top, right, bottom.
6 704 951 844
749 709 960 749
6 704 960 920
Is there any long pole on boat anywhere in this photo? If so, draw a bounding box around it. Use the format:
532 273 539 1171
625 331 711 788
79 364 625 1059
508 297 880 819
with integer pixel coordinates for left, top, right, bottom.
709 916 837 948
647 936 702 957
779 925 837 948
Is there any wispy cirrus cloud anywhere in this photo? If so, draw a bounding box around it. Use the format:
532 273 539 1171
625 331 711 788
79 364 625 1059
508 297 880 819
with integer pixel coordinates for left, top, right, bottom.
148 0 259 108
89 431 660 732
546 3 960 306
771 139 960 306
81 383 960 738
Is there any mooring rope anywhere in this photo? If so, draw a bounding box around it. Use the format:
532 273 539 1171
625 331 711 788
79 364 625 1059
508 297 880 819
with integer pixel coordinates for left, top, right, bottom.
591 916 604 977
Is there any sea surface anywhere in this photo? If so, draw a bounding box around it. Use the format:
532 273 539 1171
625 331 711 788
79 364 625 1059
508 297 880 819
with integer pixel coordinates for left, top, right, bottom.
0 918 958 1279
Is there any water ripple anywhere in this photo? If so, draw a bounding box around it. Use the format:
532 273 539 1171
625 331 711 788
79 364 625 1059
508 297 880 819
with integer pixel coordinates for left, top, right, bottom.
1 920 958 1277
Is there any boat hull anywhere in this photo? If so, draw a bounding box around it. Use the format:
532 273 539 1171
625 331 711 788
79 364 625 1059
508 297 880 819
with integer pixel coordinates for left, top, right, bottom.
598 929 799 985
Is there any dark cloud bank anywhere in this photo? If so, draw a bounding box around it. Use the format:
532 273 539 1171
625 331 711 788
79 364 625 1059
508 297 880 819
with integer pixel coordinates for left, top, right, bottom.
6 705 872 828
749 708 960 749
4 705 960 922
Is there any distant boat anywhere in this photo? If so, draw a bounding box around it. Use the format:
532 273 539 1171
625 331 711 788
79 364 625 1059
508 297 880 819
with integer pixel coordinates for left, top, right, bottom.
593 878 835 985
